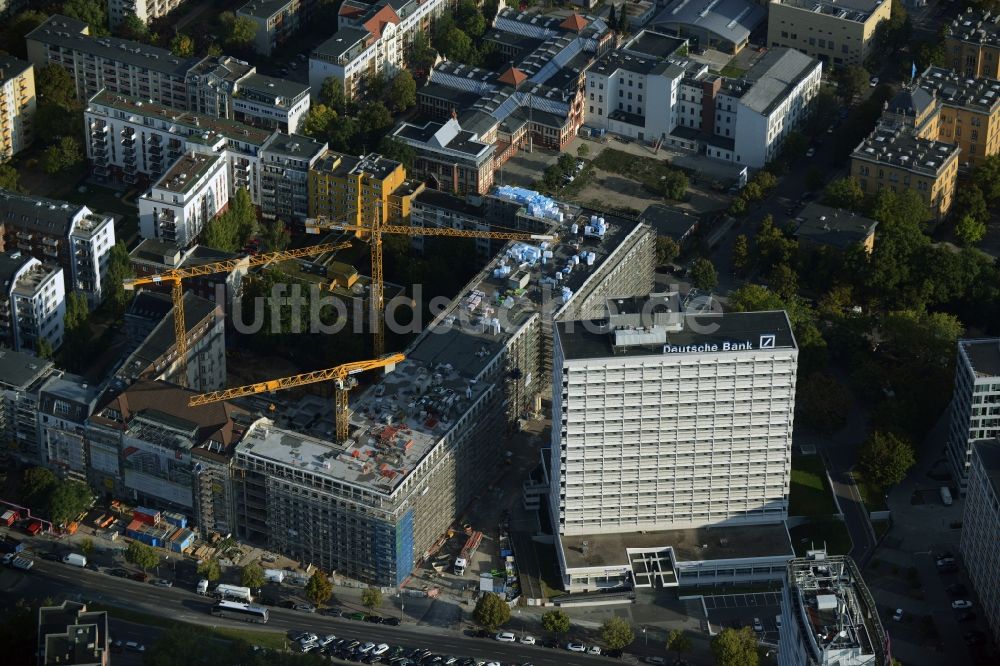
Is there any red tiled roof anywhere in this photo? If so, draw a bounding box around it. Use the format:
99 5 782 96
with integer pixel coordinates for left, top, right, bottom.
560 13 588 32
498 66 528 87
363 5 401 40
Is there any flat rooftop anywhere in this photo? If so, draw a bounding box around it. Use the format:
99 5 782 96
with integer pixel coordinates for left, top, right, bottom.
778 0 883 23
973 438 1000 501
562 523 794 569
558 310 796 361
918 66 1000 114
852 125 960 175
948 8 1000 47
961 338 1000 378
0 349 51 390
153 153 223 195
793 203 877 250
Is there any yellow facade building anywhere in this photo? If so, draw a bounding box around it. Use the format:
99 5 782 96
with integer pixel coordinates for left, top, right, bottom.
308 152 423 232
945 8 1000 79
767 0 892 68
917 66 1000 168
0 56 36 162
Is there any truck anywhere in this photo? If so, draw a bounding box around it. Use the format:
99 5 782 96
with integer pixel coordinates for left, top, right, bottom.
25 520 42 536
0 536 24 554
453 531 483 576
62 553 87 568
1 509 18 526
196 579 209 595
940 486 953 506
11 556 33 571
214 584 253 602
264 568 285 584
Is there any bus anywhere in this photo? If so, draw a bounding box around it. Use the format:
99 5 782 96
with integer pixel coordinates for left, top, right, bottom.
214 584 253 602
210 600 269 624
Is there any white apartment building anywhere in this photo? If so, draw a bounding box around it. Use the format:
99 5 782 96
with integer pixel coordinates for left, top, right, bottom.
0 55 36 161
549 302 798 591
778 552 888 666
0 251 65 353
37 373 101 482
310 0 451 101
138 152 229 248
586 43 821 167
0 349 54 465
0 190 116 307
238 0 317 57
85 90 271 203
961 439 1000 646
232 73 310 133
259 132 326 222
108 0 186 28
947 338 1000 493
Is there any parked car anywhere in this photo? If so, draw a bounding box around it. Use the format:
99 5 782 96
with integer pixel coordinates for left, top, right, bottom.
952 600 973 609
319 635 337 646
936 557 956 567
382 617 400 626
520 635 536 645
364 614 384 623
753 617 764 632
149 578 172 588
566 643 586 652
805 147 815 158
938 563 958 574
343 611 366 621
495 632 516 642
869 76 879 87
587 646 602 655
293 603 316 613
124 641 145 653
40 552 61 562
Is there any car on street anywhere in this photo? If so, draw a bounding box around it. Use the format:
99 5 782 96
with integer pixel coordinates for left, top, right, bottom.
936 557 956 567
372 644 390 656
344 611 366 621
588 646 602 655
124 641 145 652
110 640 123 652
892 608 904 622
936 551 954 560
520 635 536 645
106 568 129 578
952 600 973 609
320 635 337 646
40 552 61 562
293 602 316 612
567 643 586 652
495 632 516 642
938 563 958 574
150 578 172 588
364 614 384 623
805 147 815 158
382 617 400 626
869 76 879 87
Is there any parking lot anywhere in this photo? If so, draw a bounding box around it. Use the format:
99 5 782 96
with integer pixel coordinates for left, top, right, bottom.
703 593 782 644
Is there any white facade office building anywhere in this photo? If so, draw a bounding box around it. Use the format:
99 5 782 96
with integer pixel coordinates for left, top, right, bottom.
778 552 888 666
549 301 798 591
961 439 1000 646
947 338 1000 493
138 152 229 248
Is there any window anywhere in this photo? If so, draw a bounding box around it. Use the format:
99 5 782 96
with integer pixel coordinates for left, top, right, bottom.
590 93 594 100
627 92 632 100
809 37 816 46
638 94 642 102
781 31 788 38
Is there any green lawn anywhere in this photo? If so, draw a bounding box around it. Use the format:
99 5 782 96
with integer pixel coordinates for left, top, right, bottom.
850 471 889 512
788 518 852 556
789 454 837 516
590 148 680 196
719 65 747 78
532 542 565 599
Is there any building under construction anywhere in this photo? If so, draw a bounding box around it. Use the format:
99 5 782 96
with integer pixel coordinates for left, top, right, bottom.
231 203 655 586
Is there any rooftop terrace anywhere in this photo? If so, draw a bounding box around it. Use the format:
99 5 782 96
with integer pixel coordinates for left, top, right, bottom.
153 153 223 195
961 338 1000 378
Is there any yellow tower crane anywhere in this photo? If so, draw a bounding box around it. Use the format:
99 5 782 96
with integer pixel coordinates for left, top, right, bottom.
122 242 352 388
307 206 556 356
188 353 405 442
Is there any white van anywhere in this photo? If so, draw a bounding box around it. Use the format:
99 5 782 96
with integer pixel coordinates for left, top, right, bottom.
196 579 209 595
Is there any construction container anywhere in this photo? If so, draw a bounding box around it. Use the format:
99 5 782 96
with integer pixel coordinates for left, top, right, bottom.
162 512 187 528
1 509 17 526
168 528 194 553
132 507 160 525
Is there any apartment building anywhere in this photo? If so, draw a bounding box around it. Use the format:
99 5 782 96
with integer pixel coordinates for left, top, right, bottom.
307 151 411 225
850 124 960 219
550 302 798 590
946 8 1000 79
0 349 53 464
947 339 1000 493
767 0 892 68
185 55 255 118
917 66 1000 168
108 0 186 28
37 373 101 483
0 190 115 307
115 291 226 392
234 204 656 586
0 55 35 161
792 203 878 254
86 379 255 527
238 0 318 57
36 601 109 666
0 252 65 354
585 42 822 168
391 117 497 195
778 552 888 666
85 90 271 202
138 152 230 248
260 133 326 222
128 241 244 309
231 73 310 133
961 438 1000 647
310 0 452 102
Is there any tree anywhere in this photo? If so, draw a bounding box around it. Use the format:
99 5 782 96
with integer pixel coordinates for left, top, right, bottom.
201 212 240 252
577 144 590 158
126 541 160 572
240 563 265 589
439 27 474 63
117 13 149 41
768 263 799 300
320 77 348 115
229 188 258 246
955 214 987 246
858 431 916 489
361 587 383 612
300 104 337 140
914 39 946 71
36 337 54 359
387 70 417 112
617 3 629 34
732 234 751 274
972 154 1000 203
359 101 393 137
169 33 195 58
608 4 617 31
63 0 108 36
219 11 257 50
305 570 333 605
43 136 83 175
797 373 852 433
729 196 747 216
63 291 92 353
36 64 78 110
823 177 866 210
456 0 486 39
837 65 870 101
378 136 416 171
105 241 134 316
666 629 693 662
690 257 718 291
600 617 635 650
483 0 501 21
80 537 95 558
662 169 688 200
21 466 57 508
409 30 437 73
47 481 93 525
2 10 49 59
541 609 571 635
656 236 680 266
953 184 989 226
712 627 759 666
197 558 221 582
261 218 290 252
473 592 510 631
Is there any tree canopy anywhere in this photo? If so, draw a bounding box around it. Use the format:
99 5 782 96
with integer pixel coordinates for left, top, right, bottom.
361 588 383 611
220 11 257 50
600 617 635 650
712 627 759 666
240 563 265 589
689 257 718 291
858 431 916 489
63 0 108 36
541 609 571 635
126 541 160 571
473 592 510 631
305 570 333 605
197 558 221 582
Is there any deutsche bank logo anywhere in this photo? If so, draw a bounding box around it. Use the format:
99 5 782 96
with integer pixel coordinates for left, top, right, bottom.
759 334 776 349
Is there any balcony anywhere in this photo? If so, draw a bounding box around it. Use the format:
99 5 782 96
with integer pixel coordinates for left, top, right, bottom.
124 153 136 165
121 136 136 147
124 162 136 174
